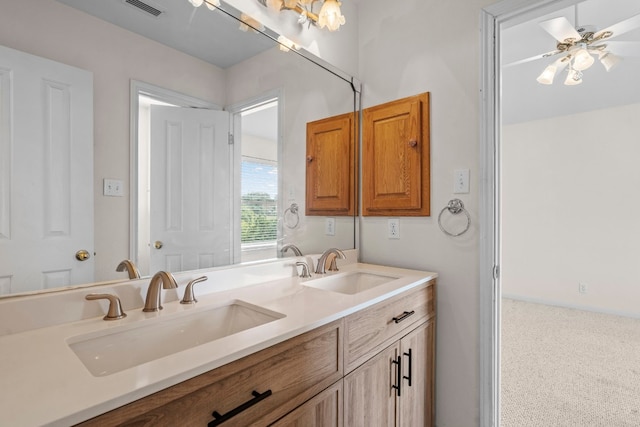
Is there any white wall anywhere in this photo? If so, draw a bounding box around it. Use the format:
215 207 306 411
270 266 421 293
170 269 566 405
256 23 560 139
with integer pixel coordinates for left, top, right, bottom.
502 103 640 317
356 0 496 425
0 0 227 283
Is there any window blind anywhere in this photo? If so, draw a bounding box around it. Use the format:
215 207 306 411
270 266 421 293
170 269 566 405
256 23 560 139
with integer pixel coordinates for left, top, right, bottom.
241 160 278 244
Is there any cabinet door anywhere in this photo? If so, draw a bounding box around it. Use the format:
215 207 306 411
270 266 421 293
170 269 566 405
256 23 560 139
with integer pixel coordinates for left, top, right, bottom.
362 92 430 216
306 112 356 216
271 380 343 427
344 344 398 427
398 321 435 427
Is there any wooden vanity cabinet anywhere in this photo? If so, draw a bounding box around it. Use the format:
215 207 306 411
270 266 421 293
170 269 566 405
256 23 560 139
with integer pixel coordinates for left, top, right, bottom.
76 280 436 427
77 320 343 427
362 92 430 216
344 321 435 427
343 279 436 427
305 112 357 216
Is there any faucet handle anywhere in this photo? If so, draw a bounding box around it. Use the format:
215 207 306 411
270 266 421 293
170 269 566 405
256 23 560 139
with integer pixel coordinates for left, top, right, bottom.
295 261 312 278
86 293 127 320
180 276 208 304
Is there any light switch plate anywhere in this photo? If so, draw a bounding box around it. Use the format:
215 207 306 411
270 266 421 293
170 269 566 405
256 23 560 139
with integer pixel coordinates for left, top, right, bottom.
103 179 124 197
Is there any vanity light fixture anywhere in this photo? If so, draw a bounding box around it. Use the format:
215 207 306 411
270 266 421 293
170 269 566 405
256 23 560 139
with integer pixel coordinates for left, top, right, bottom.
189 0 220 10
259 0 346 32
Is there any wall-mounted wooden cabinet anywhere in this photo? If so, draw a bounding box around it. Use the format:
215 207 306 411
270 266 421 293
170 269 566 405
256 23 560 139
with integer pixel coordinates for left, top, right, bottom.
305 112 357 216
362 93 430 216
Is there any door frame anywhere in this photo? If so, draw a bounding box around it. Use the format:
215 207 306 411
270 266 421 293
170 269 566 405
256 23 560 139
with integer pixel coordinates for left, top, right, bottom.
479 0 582 426
225 89 283 264
128 80 221 274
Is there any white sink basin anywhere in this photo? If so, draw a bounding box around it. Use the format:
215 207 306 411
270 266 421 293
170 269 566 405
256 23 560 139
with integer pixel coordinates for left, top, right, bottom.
303 271 399 295
67 300 284 377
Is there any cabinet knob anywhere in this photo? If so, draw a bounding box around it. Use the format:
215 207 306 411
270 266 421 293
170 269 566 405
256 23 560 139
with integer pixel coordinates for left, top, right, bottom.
408 140 418 148
307 156 314 162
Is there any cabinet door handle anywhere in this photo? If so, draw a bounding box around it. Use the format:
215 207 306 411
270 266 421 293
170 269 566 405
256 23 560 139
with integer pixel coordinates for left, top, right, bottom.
208 389 272 426
403 349 412 387
392 310 415 323
391 355 402 397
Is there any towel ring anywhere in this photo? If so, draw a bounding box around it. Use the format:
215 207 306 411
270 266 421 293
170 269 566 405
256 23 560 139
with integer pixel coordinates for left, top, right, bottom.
284 202 300 229
438 199 471 237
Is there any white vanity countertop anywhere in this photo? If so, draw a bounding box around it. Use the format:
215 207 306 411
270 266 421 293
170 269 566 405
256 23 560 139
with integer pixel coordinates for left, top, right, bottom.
0 262 437 426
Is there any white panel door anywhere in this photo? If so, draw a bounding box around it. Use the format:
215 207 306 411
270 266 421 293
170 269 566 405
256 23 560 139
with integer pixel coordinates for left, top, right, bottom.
150 106 231 273
0 45 94 294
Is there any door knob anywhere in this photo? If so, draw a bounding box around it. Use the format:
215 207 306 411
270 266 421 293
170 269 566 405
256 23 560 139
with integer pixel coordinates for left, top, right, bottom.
75 250 90 261
154 241 163 249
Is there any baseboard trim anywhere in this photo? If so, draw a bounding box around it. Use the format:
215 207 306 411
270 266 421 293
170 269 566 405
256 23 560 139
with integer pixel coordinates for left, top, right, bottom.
502 294 640 320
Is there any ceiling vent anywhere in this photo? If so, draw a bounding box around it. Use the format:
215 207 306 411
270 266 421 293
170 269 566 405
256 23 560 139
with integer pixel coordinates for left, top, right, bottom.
124 0 164 18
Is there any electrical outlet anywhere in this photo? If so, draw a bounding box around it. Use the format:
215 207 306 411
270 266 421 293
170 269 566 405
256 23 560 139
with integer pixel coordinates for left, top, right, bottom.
388 218 400 239
454 169 470 194
578 282 588 294
325 217 335 236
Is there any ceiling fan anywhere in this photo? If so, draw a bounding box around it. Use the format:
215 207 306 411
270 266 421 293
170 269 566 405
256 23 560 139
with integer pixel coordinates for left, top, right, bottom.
510 10 640 86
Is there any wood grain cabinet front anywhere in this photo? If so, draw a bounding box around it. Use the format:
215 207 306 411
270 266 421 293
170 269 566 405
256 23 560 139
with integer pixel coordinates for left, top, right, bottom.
344 279 435 373
362 92 430 216
344 321 435 427
305 112 357 216
77 319 343 427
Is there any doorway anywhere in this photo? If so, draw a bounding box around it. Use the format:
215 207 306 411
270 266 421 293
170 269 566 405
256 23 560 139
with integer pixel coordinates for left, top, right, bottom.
481 0 640 425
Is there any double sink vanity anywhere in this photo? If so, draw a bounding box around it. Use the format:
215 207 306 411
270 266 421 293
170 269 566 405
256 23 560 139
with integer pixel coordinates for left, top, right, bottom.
0 251 437 426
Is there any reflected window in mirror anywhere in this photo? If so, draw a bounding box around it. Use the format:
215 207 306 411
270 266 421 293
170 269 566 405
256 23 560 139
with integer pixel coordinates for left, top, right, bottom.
239 99 279 263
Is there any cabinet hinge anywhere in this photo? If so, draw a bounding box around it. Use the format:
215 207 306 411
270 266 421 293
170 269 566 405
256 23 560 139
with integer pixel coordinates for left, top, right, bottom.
228 133 234 145
492 264 500 280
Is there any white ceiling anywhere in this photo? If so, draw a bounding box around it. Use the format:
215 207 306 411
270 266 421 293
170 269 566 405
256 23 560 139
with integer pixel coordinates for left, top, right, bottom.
501 0 640 124
56 0 275 68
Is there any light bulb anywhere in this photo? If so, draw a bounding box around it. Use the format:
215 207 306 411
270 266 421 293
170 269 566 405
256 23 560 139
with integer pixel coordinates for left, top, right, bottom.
317 0 345 31
189 0 204 7
536 65 557 85
572 48 594 71
205 0 220 10
277 35 298 52
599 52 621 72
564 68 583 86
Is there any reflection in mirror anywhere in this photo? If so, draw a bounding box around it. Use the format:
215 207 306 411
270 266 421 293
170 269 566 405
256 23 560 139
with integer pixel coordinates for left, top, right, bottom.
0 0 358 296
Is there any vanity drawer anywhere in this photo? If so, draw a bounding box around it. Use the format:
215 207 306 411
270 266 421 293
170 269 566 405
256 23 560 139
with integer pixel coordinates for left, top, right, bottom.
78 319 343 427
344 279 435 372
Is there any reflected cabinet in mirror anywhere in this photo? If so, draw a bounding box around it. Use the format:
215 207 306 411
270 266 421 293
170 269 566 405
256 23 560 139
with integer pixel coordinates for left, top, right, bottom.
0 0 358 296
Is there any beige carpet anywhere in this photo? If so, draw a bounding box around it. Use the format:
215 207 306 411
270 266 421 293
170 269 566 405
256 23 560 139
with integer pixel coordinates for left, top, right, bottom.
501 298 640 426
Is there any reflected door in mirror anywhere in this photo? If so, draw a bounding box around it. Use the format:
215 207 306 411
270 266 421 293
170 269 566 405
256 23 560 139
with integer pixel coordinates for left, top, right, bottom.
148 106 231 273
0 45 94 294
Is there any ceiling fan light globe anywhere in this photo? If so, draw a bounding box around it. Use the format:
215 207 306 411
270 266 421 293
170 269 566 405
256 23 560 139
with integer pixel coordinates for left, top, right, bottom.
536 65 557 84
572 48 595 71
189 0 204 7
599 52 621 72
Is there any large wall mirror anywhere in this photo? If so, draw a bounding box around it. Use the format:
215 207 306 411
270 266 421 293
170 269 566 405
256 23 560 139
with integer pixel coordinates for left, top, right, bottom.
0 0 358 297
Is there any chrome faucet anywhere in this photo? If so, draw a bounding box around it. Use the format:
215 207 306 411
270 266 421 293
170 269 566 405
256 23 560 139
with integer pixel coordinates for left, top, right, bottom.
143 271 178 312
281 243 303 257
315 248 346 274
116 259 141 279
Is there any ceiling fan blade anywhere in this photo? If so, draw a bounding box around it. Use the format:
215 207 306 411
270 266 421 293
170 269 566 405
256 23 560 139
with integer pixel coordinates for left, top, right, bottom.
539 17 581 42
595 13 640 40
503 50 562 68
604 41 640 57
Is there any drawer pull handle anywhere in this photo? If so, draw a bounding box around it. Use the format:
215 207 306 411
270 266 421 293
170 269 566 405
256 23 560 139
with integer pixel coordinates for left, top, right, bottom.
403 349 413 387
391 355 402 397
392 310 415 323
208 389 272 426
